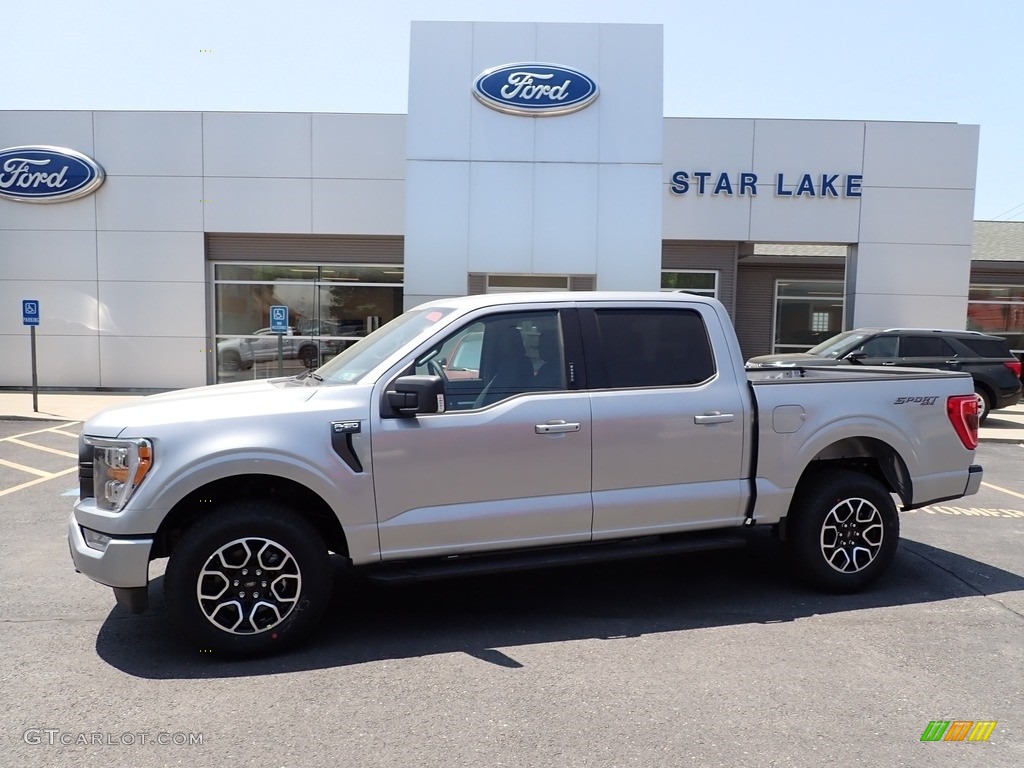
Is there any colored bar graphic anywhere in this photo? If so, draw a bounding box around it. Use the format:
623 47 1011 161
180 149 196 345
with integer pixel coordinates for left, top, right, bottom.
921 721 949 741
944 721 973 741
967 721 997 742
920 720 996 742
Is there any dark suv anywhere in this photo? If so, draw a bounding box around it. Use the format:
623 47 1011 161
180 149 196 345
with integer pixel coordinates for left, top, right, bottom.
747 328 1023 423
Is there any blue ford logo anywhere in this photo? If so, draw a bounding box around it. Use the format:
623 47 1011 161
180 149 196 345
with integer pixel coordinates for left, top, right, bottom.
473 63 599 117
0 146 105 203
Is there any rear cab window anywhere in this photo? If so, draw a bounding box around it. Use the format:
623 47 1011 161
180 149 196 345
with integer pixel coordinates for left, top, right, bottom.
583 308 716 389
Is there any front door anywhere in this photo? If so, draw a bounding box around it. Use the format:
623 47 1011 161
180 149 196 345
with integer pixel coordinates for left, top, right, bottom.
371 309 593 559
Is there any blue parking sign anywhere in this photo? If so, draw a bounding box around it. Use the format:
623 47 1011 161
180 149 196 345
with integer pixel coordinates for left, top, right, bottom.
270 305 288 333
22 300 40 326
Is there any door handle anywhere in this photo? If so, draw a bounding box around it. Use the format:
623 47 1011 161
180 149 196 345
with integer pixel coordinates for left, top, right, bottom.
535 421 581 434
881 361 896 365
694 412 735 425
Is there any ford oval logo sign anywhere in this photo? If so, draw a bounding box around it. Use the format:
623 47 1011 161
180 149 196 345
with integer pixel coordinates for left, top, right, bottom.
473 63 599 117
0 145 105 203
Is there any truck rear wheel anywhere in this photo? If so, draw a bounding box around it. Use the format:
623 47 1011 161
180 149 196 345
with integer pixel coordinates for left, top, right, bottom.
164 502 331 656
785 470 899 593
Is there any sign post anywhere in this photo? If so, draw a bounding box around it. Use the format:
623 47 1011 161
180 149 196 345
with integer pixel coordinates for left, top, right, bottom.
22 300 40 412
270 305 288 377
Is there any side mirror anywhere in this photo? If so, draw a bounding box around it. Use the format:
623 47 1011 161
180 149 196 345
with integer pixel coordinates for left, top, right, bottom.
384 375 445 417
845 351 867 361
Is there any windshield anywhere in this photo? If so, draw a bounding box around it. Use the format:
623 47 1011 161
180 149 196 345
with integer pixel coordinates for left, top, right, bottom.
806 331 874 359
315 308 456 384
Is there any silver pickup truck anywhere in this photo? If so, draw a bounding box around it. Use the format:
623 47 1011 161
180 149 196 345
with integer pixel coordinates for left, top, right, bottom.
69 292 983 656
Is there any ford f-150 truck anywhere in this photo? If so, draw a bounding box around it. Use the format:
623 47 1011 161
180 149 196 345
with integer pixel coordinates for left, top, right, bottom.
69 292 983 656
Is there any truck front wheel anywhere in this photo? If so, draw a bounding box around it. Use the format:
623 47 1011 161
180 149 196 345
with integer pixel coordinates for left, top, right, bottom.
785 470 899 593
164 502 331 656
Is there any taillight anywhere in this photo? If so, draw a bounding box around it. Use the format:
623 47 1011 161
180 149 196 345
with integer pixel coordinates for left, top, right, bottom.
1004 359 1022 379
947 395 979 450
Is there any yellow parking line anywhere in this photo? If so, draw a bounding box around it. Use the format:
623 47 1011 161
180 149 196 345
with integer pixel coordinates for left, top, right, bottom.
981 481 1024 501
0 466 78 498
0 458 53 478
3 438 77 459
1 423 80 442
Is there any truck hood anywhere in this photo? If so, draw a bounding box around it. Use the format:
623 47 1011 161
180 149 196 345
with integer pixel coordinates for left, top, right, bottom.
84 379 328 437
746 353 843 368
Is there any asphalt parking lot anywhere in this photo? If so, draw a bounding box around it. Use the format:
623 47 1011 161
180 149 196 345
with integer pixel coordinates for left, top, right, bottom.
0 418 1021 768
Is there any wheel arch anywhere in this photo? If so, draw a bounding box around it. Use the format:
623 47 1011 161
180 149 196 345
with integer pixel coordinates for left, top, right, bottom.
796 436 912 508
151 474 349 561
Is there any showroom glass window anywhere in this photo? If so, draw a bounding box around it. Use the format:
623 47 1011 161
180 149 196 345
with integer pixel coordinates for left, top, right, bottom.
212 264 403 383
660 270 718 298
967 284 1024 353
773 280 845 353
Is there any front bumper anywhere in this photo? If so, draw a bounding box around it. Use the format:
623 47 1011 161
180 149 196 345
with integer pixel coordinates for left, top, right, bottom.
67 511 153 590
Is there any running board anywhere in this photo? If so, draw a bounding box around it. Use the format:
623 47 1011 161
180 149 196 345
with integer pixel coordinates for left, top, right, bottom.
363 533 747 584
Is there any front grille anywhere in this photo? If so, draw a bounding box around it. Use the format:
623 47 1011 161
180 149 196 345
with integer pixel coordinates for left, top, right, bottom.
78 435 94 500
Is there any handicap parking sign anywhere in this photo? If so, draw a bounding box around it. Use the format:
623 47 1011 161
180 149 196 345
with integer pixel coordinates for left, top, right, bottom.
22 300 40 326
270 305 288 333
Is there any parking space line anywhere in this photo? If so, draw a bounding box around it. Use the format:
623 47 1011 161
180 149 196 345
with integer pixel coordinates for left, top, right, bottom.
0 466 78 498
980 481 1024 501
0 458 53 478
3 437 77 459
1 423 80 442
51 429 81 438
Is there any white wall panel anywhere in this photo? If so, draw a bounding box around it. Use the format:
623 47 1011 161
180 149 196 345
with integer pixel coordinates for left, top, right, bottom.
0 195 96 231
852 243 971 298
99 336 206 389
662 190 752 241
312 114 406 180
403 161 470 299
0 280 99 336
534 24 601 163
312 179 404 235
97 282 206 337
597 164 662 290
469 22 538 163
94 112 203 176
97 231 205 282
0 230 97 281
663 118 756 174
96 176 203 231
202 178 311 233
467 162 533 274
0 334 100 388
203 113 311 177
407 22 473 161
749 193 862 243
752 120 865 176
0 111 95 152
597 25 663 164
864 122 979 189
851 293 969 330
859 187 975 245
532 163 598 274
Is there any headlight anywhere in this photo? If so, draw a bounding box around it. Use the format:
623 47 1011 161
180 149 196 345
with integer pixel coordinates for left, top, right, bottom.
85 437 153 512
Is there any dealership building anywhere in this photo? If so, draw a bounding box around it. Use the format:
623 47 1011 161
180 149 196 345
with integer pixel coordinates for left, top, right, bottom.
2 21 1022 390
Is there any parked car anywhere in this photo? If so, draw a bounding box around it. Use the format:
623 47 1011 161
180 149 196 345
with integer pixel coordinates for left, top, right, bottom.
747 327 1022 423
70 293 982 656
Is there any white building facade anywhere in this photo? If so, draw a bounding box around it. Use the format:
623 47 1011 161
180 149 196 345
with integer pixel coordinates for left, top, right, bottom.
1 21 992 390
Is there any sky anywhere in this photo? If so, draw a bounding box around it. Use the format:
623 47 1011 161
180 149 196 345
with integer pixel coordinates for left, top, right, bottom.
5 0 1022 221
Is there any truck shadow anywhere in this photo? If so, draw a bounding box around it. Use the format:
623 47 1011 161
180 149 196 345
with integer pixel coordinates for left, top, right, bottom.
94 530 1024 679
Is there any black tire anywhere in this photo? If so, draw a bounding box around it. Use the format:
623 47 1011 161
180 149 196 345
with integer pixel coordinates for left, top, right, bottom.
299 344 319 369
784 469 899 593
164 501 331 657
974 386 991 425
220 350 241 372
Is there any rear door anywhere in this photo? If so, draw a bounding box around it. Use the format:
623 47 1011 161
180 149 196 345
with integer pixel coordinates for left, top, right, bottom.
579 301 748 539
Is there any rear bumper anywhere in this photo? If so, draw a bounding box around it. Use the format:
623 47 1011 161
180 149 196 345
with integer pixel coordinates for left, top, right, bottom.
965 463 984 496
